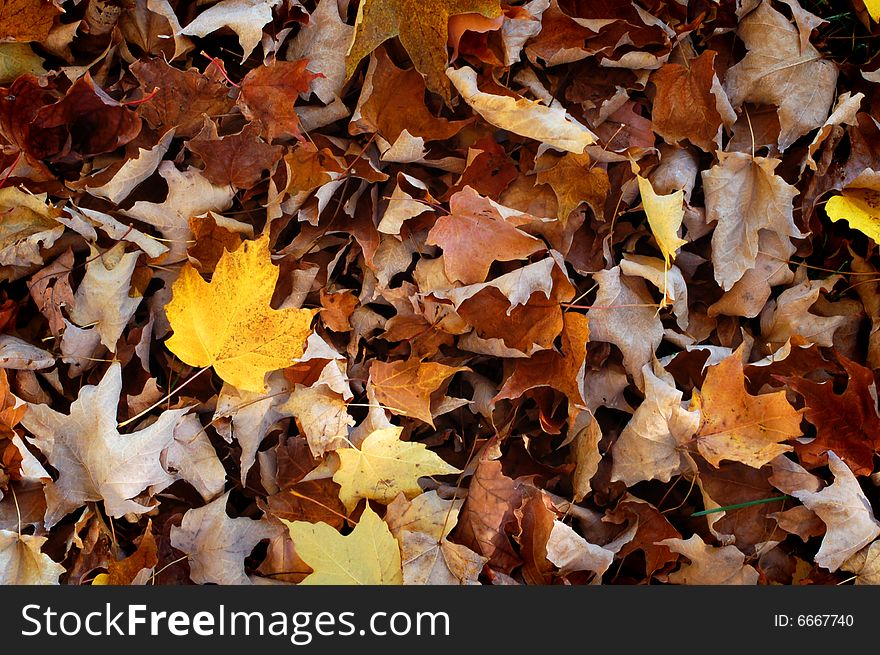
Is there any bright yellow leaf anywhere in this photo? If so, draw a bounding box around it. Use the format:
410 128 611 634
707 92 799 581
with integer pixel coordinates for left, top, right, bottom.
866 0 880 21
333 426 461 513
825 189 880 244
283 504 403 585
638 175 686 270
165 235 317 392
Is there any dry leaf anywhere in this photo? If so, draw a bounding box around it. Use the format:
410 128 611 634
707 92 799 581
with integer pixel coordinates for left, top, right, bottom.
346 0 502 101
611 361 699 486
535 152 609 222
386 492 485 585
0 0 60 42
237 59 319 141
370 358 467 426
282 384 354 458
545 520 614 579
122 162 234 263
171 491 279 585
0 530 64 584
790 451 880 572
284 504 402 584
22 362 186 527
659 534 759 584
694 346 802 468
825 169 880 244
587 266 663 388
842 540 880 584
165 235 317 392
702 152 802 291
447 66 596 152
724 1 838 150
650 50 732 152
638 174 686 271
332 426 461 512
426 187 544 285
68 243 142 351
286 0 353 104
178 0 282 63
455 456 522 573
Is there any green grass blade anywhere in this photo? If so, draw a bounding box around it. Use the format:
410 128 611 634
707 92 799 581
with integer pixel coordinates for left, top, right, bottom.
691 495 790 517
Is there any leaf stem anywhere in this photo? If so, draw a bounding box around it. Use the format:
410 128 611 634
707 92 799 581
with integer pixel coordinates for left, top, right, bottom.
117 366 211 429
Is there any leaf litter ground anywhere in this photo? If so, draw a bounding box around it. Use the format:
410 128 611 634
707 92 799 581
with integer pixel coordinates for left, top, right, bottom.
2 0 880 586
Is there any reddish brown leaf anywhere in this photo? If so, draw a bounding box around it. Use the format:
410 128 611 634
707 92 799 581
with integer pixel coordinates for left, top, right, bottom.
25 73 141 162
0 369 26 481
443 136 517 200
426 187 545 285
131 58 233 138
263 482 347 531
650 50 726 152
535 152 610 223
458 287 564 354
788 354 880 476
514 485 557 584
237 59 320 141
187 214 244 274
743 336 836 392
455 457 523 574
494 312 589 417
0 74 62 180
319 289 358 332
350 48 470 144
102 521 159 585
605 497 681 578
696 457 788 554
282 142 344 195
188 121 283 189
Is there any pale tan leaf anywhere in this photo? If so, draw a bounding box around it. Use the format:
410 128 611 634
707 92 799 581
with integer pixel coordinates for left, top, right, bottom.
611 362 699 486
178 0 281 62
282 384 354 458
21 362 185 527
69 243 142 351
0 531 64 584
791 451 880 572
447 66 596 153
586 266 663 388
171 491 279 585
724 1 838 150
702 152 801 291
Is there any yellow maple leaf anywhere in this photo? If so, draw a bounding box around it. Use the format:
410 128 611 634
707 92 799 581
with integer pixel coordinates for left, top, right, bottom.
345 0 501 102
333 426 461 512
283 504 403 584
866 0 880 21
165 235 317 392
693 347 802 468
825 188 880 244
638 175 686 270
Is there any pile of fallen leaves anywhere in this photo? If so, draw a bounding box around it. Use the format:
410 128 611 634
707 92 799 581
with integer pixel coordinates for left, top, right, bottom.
2 0 880 586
